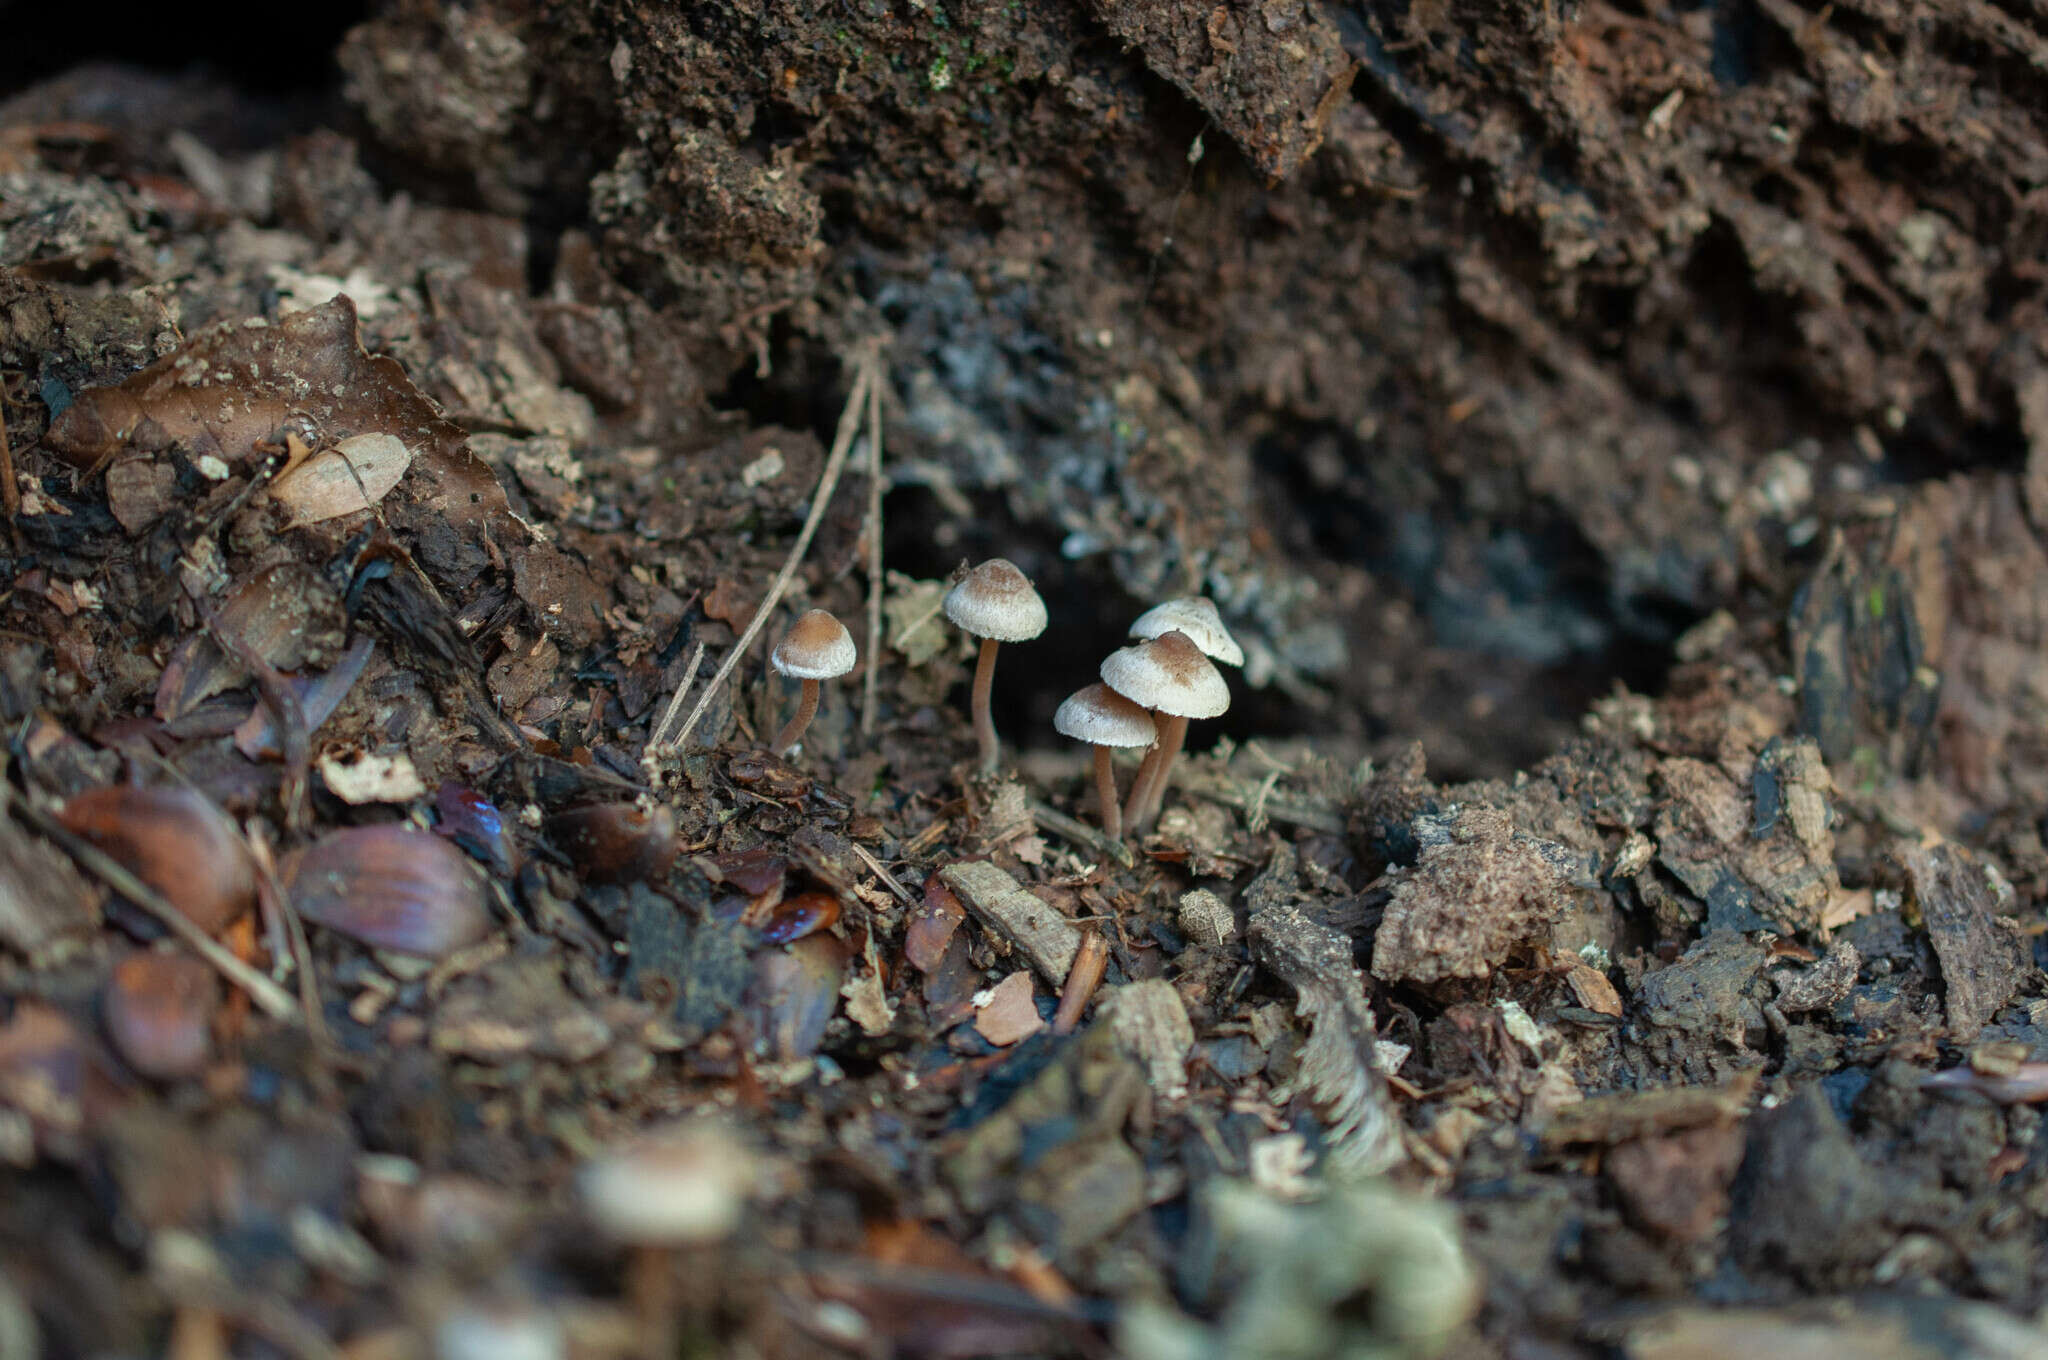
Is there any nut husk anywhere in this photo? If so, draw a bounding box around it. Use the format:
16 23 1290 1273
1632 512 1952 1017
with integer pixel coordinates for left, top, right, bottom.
287 825 493 960
103 952 218 1080
57 785 256 935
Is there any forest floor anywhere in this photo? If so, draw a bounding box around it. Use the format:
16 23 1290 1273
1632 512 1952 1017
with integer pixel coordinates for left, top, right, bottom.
5 2 2048 1357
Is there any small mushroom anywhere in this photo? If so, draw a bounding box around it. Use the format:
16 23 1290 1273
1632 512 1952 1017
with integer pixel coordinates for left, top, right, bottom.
943 559 1049 771
579 1125 756 1359
1123 598 1242 825
1053 682 1156 841
769 609 855 757
1128 596 1244 666
1100 631 1231 835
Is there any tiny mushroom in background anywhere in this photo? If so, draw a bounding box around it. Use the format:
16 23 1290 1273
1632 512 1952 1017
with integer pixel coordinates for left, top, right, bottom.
943 558 1048 772
769 609 856 757
1053 682 1157 842
1101 630 1231 835
579 1125 756 1358
1121 598 1242 829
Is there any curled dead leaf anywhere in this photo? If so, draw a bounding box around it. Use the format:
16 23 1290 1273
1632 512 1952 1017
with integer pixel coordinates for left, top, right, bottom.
269 432 413 526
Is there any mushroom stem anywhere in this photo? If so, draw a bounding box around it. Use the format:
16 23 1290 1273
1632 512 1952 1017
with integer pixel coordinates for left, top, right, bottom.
1090 745 1124 842
772 679 821 757
1131 713 1190 834
1122 737 1163 832
970 636 1002 771
625 1244 677 1360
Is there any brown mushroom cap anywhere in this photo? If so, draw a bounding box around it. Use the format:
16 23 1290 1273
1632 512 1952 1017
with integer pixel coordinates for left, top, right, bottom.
1100 631 1231 719
1128 597 1243 667
1053 682 1157 748
771 610 856 680
943 559 1048 643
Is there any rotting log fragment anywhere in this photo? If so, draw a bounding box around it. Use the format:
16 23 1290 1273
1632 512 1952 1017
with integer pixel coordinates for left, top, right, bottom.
1902 842 2025 1042
940 860 1081 987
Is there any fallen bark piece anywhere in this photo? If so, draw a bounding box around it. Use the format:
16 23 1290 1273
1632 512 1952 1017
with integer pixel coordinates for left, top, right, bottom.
1098 979 1195 1100
1902 842 2025 1041
1541 1069 1759 1148
1249 896 1404 1176
939 860 1080 986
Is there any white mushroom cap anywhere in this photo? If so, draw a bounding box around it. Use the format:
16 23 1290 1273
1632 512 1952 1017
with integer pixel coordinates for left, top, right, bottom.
1129 597 1243 667
1100 631 1231 719
577 1125 754 1245
1054 682 1157 749
943 559 1048 643
436 1303 566 1360
771 610 856 680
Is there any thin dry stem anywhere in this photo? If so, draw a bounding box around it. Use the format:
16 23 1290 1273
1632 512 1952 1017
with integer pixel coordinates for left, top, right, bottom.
861 363 885 735
0 387 16 521
971 636 1001 771
13 794 299 1022
672 355 875 750
772 678 821 756
644 639 708 765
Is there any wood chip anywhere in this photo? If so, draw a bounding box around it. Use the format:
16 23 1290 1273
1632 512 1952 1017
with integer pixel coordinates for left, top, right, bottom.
1903 841 2026 1041
1566 963 1623 1018
974 971 1043 1046
1098 979 1194 1099
1540 1069 1758 1147
940 860 1080 986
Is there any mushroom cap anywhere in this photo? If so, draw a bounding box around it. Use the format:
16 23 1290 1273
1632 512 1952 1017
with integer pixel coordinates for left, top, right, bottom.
1100 631 1231 719
943 559 1048 643
577 1126 754 1245
1129 596 1243 667
771 609 856 679
1054 682 1157 748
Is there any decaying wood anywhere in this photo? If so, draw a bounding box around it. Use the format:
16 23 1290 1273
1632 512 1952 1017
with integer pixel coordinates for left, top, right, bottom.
939 859 1081 986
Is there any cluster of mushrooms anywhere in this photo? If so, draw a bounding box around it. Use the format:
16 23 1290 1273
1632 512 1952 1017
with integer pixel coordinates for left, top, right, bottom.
763 558 1237 841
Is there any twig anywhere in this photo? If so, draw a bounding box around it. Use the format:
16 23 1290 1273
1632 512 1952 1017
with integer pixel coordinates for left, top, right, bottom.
643 639 707 771
861 355 885 736
247 826 331 1054
672 355 877 751
1179 780 1346 834
10 795 300 1022
848 840 918 909
0 383 16 521
1031 800 1135 868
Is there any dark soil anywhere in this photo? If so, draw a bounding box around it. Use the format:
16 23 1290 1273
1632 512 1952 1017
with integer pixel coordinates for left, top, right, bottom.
4 0 2048 1356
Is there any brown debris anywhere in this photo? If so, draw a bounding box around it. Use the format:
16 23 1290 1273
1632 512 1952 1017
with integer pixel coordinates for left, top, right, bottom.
56 785 255 936
1542 1070 1759 1148
1249 882 1403 1176
1605 1124 1749 1244
1088 0 1357 184
1901 841 2026 1041
285 825 493 960
972 971 1044 1047
1372 806 1577 986
938 859 1081 987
